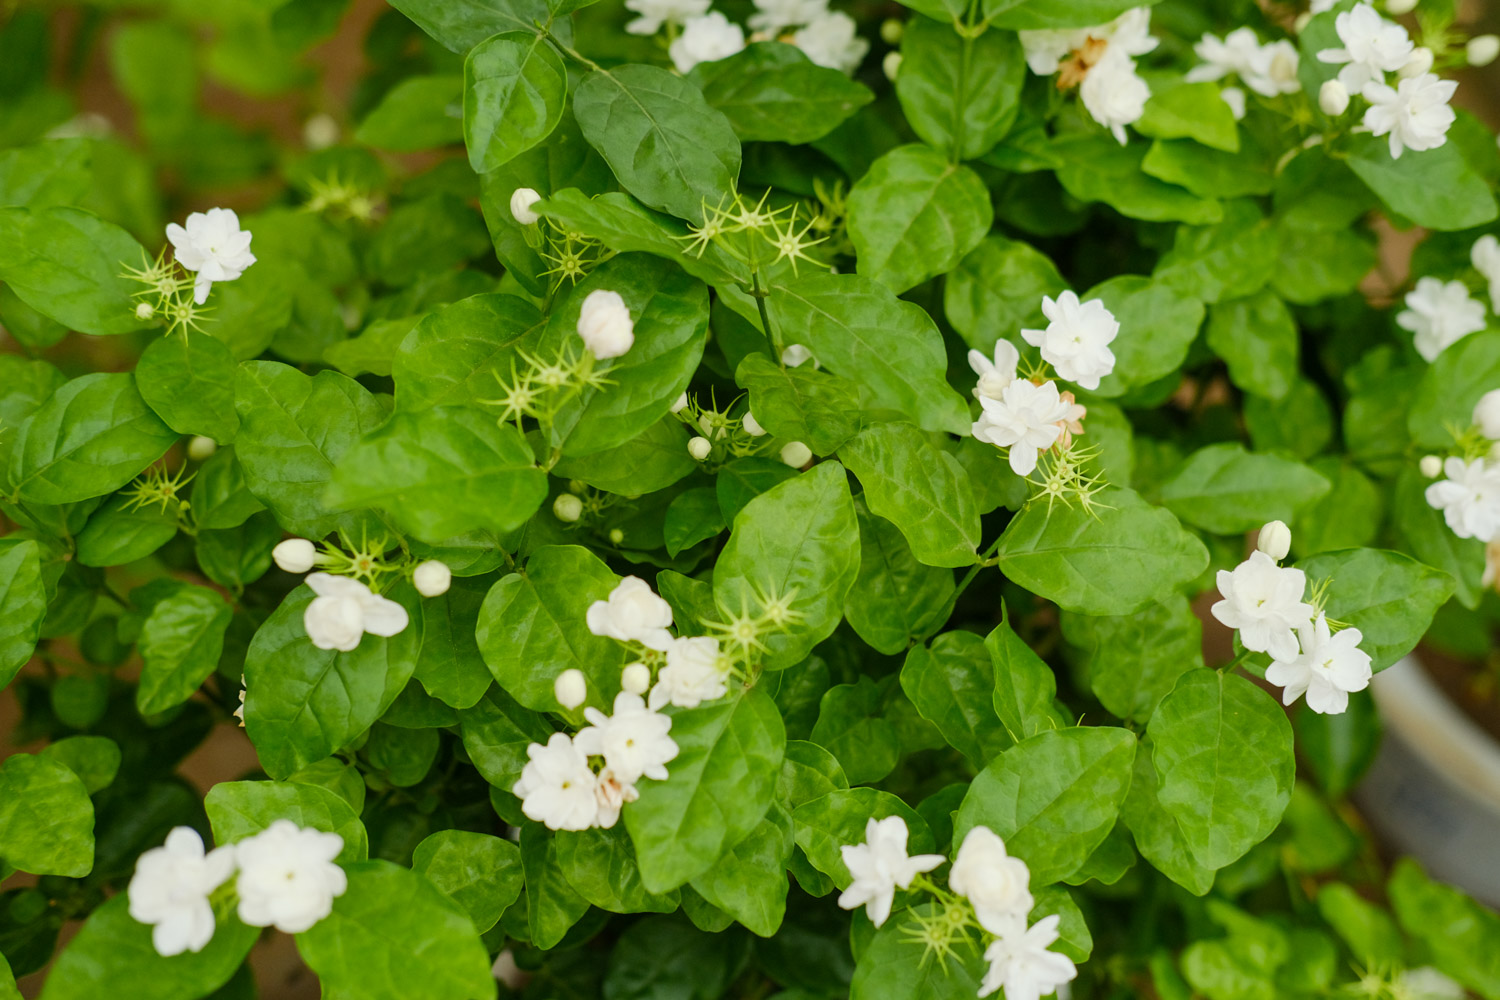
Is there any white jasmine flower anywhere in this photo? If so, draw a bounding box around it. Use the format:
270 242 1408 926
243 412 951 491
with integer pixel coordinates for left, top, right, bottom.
593 768 639 829
554 668 588 710
968 339 1021 401
574 691 679 785
649 635 729 710
165 208 257 305
1385 0 1418 13
749 0 827 33
510 188 542 225
1019 7 1157 77
1398 46 1435 80
1266 612 1373 715
1320 78 1351 115
948 827 1034 937
791 12 868 74
1318 2 1414 91
621 662 652 695
1397 277 1486 361
1474 389 1500 439
1469 35 1500 68
1021 291 1119 390
1221 86 1247 120
412 560 450 597
1425 456 1500 541
1079 48 1152 145
972 380 1074 477
1473 234 1500 313
1210 551 1314 662
743 411 768 437
836 816 944 928
1398 967 1467 1000
669 12 745 73
512 733 600 831
781 440 813 467
1256 520 1292 561
235 820 347 934
576 289 635 359
1362 72 1457 159
273 538 317 574
586 576 674 651
127 827 236 957
1186 28 1262 83
1245 40 1302 97
781 343 818 368
978 915 1079 1000
303 573 408 652
623 0 710 34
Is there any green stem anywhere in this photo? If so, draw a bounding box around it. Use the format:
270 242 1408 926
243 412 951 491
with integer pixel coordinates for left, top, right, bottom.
750 271 780 361
951 534 1005 605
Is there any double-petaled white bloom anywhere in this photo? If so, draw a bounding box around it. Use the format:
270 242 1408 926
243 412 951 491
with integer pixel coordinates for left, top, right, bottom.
948 827 1034 937
587 576 675 651
593 768 639 829
166 208 257 305
791 12 868 74
1187 27 1262 83
978 915 1079 1000
1473 235 1500 314
510 188 542 225
836 816 944 928
1246 40 1301 96
273 538 318 574
1266 612 1372 715
1019 7 1157 76
1022 291 1119 390
650 635 729 709
1317 3 1414 91
1426 456 1500 542
235 821 346 934
1362 73 1457 159
969 339 1021 401
577 289 635 359
1397 277 1487 361
128 827 236 957
669 12 745 73
412 560 451 597
303 573 408 652
623 0 709 34
1080 47 1152 145
1210 551 1314 662
574 692 679 785
973 380 1075 477
513 732 600 831
749 0 826 33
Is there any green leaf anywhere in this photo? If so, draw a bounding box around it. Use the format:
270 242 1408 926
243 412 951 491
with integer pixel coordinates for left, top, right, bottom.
458 686 551 791
554 825 680 914
0 138 91 209
1205 291 1299 401
233 361 389 539
1273 219 1377 305
205 779 368 863
850 905 986 1000
943 234 1068 355
716 455 798 522
323 315 423 379
766 272 970 435
996 486 1208 616
75 494 178 568
895 17 1025 161
988 607 1070 742
392 293 544 412
325 406 546 544
1154 200 1278 304
713 462 860 669
1347 133 1498 232
1086 275 1205 398
573 64 740 223
520 825 590 948
38 736 120 795
137 584 233 716
1120 737 1216 895
412 830 523 934
954 726 1136 886
0 539 46 689
135 331 239 442
811 678 900 785
734 352 862 456
902 630 1010 768
0 206 151 336
363 193 490 288
476 544 624 711
603 915 749 1000
552 416 697 496
0 950 16 1000
793 787 937 888
192 446 265 531
355 75 464 152
1160 443 1331 535
847 145 992 294
295 860 496 1000
1062 595 1202 724
384 0 562 53
844 502 955 655
39 895 257 1000
688 804 794 937
413 577 493 710
840 422 980 568
1408 330 1500 449
9 372 177 506
1142 138 1274 201
463 32 566 172
689 43 873 145
1295 548 1454 672
1317 883 1403 968
195 510 280 592
984 0 1163 29
625 687 785 893
1393 467 1485 609
0 752 94 877
664 487 726 558
1148 669 1294 870
244 584 420 779
1137 82 1239 153
1389 859 1500 999
1051 133 1222 225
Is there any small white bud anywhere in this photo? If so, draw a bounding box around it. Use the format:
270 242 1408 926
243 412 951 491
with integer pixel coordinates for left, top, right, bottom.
780 441 812 468
553 493 584 523
1420 454 1443 478
1385 0 1418 14
134 301 155 320
608 528 625 545
879 18 903 44
1397 46 1434 80
688 436 713 461
1319 79 1350 116
186 435 217 461
671 391 690 413
554 668 587 710
742 412 767 437
1293 12 1313 33
1469 34 1500 68
1474 390 1500 439
272 538 318 574
1256 520 1292 562
781 344 815 368
413 560 451 597
882 51 902 81
576 289 634 359
510 187 542 225
621 662 651 695
303 113 339 150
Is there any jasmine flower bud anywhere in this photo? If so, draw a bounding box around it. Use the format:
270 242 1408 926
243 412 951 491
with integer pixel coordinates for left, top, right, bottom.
187 435 217 461
671 391 690 413
273 538 318 574
621 662 651 695
1385 0 1418 13
554 493 584 522
1397 45 1434 79
609 528 625 544
882 51 902 81
510 187 542 225
1474 390 1500 439
688 436 713 461
1470 34 1500 67
135 301 155 320
413 560 451 597
1420 454 1443 478
742 412 767 437
1256 520 1292 561
303 113 339 150
576 289 635 359
880 18 903 44
780 441 812 467
1319 79 1350 115
554 668 588 710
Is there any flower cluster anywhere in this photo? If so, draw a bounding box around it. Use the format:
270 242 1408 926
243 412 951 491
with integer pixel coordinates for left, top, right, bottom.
1020 8 1158 145
673 390 810 469
508 187 614 288
836 817 1076 1000
123 208 256 337
1187 26 1300 119
1422 391 1500 559
1211 522 1373 715
127 822 345 957
626 0 868 76
270 537 451 651
1396 234 1500 361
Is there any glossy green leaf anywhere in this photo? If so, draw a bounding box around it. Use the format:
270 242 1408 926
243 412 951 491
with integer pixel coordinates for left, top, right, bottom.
1295 548 1454 671
38 736 120 796
412 830 523 933
205 779 368 863
1086 276 1204 398
1051 133 1222 225
841 423 980 568
355 75 464 152
552 415 697 496
75 494 178 567
1062 595 1202 724
810 678 900 786
0 539 46 689
392 293 544 412
988 607 1070 742
1121 737 1217 895
0 752 94 877
1205 291 1299 401
520 825 590 948
844 503 955 655
463 32 566 172
688 804 794 937
734 352 862 456
0 206 151 336
137 584 233 715
1408 330 1500 449
896 16 1025 161
384 0 562 53
849 905 985 1000
554 825 679 914
1154 199 1277 304
689 43 872 145
135 331 239 443
413 577 493 710
1137 82 1239 153
901 630 1010 768
944 234 1068 355
1347 133 1498 231
1160 443 1331 535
